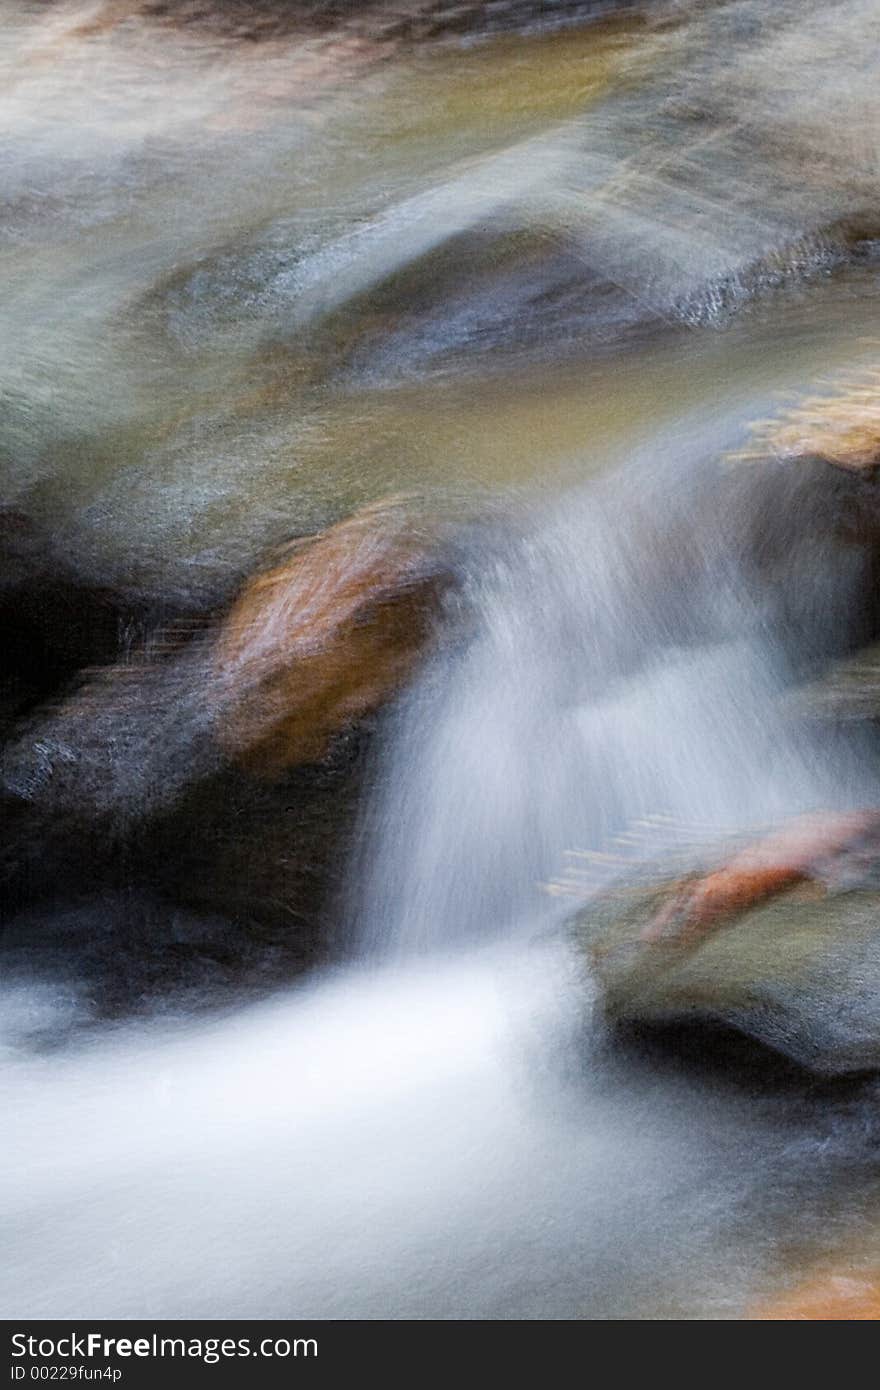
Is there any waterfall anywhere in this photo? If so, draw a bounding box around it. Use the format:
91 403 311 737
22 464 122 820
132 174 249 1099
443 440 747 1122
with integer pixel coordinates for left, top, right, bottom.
5 0 880 1324
355 420 878 957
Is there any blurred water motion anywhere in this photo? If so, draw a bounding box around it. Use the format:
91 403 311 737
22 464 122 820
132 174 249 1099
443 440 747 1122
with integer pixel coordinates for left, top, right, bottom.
4 0 879 593
3 0 880 1320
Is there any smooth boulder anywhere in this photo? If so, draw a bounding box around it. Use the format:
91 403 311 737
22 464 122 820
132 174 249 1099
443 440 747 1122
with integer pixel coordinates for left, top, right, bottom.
572 842 880 1075
213 497 450 776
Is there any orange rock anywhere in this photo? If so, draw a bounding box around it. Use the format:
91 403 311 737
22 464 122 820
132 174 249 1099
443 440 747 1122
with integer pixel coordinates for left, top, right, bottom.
735 366 880 473
641 810 880 944
213 498 449 776
751 1272 880 1320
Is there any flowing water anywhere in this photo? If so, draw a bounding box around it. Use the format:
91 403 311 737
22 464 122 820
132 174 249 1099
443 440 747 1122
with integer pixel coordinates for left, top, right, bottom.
4 0 880 1319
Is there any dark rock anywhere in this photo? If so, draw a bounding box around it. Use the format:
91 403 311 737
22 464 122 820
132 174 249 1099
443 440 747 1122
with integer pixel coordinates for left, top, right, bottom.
0 499 454 991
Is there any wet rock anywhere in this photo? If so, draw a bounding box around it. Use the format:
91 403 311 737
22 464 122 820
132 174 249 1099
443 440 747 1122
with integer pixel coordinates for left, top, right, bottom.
0 509 161 725
751 1271 880 1320
572 834 880 1074
787 641 880 723
0 890 309 1033
71 1 631 45
736 365 880 474
142 736 369 955
0 709 369 972
0 499 453 952
1 497 450 811
213 497 451 776
638 812 880 945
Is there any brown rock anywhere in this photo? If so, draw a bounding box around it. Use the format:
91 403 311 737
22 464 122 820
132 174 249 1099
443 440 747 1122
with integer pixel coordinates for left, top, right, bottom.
213 498 450 776
641 810 880 945
735 366 880 473
751 1272 880 1320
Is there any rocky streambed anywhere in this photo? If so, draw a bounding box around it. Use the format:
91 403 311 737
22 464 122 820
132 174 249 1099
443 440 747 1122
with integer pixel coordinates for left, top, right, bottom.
5 0 880 1321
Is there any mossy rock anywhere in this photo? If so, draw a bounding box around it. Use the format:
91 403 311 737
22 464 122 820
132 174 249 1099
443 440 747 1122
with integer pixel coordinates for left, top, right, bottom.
573 881 880 1075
